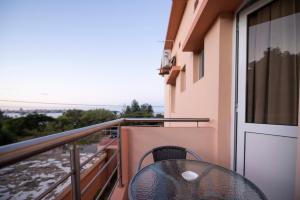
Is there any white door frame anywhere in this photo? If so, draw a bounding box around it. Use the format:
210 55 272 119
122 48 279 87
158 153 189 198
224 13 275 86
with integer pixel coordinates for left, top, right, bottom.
235 0 298 175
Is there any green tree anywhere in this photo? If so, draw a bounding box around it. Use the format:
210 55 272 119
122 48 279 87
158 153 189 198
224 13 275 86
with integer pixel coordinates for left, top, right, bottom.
80 109 116 126
120 100 163 126
0 111 16 145
43 109 117 134
0 110 11 121
3 113 54 137
141 104 153 115
130 100 140 112
155 113 164 118
121 100 155 118
0 110 4 121
0 124 16 146
0 109 118 146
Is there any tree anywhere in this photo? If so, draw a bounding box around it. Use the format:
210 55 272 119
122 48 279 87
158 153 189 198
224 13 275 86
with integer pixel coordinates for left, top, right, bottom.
0 109 118 146
80 109 116 126
0 110 11 121
0 110 4 121
121 100 154 118
42 109 117 134
130 100 140 112
124 99 141 114
120 100 163 126
60 109 84 128
155 113 164 118
0 124 16 146
141 104 153 115
0 111 16 145
3 113 55 137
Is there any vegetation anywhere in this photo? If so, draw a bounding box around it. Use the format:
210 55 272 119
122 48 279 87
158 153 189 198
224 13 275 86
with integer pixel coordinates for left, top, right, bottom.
0 100 163 146
121 99 154 118
121 99 163 126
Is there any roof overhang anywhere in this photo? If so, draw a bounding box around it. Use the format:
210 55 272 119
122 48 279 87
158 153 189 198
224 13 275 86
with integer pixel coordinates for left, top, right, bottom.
182 0 242 52
164 0 188 50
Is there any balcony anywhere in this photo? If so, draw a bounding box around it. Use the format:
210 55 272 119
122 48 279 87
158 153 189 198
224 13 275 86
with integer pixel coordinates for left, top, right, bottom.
0 118 211 200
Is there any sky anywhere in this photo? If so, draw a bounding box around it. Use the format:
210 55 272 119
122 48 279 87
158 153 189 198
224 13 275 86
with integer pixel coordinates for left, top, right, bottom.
0 0 170 110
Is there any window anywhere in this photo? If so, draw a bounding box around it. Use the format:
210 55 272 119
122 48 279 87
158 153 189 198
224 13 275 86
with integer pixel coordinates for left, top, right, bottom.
193 49 204 82
199 49 204 79
180 65 186 92
170 86 176 113
246 0 299 126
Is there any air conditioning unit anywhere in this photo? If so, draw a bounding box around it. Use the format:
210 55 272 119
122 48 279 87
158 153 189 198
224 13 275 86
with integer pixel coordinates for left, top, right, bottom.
161 50 171 68
158 50 178 76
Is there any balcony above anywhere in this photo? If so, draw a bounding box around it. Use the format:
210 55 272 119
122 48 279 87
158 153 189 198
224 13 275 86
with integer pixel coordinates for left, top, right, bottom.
182 0 242 52
166 66 181 85
159 65 171 76
159 51 176 77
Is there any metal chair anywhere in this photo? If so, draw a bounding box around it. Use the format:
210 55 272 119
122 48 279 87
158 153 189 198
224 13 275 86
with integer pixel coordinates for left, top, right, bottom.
136 145 202 172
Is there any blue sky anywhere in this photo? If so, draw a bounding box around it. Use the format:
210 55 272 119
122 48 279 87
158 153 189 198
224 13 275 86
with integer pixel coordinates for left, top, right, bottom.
0 0 170 110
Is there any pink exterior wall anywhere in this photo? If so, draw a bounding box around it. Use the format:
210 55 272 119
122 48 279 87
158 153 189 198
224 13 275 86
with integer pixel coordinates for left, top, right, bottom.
217 14 234 167
120 126 215 183
164 0 234 168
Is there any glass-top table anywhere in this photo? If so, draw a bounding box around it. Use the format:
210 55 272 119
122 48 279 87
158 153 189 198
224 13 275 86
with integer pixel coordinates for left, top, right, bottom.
129 159 267 200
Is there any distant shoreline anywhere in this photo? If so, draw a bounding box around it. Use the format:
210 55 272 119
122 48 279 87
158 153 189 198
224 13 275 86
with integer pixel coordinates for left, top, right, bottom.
3 107 164 119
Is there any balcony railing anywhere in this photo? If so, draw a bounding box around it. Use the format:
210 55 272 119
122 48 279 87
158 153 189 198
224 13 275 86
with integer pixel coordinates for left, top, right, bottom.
0 118 209 200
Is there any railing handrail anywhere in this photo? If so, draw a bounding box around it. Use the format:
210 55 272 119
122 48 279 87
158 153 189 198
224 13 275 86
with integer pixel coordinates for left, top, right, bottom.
0 118 124 168
124 118 209 123
0 117 209 200
0 117 209 168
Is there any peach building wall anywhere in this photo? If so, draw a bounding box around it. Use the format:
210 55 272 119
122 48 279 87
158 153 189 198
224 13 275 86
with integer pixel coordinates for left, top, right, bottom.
164 0 234 168
111 126 215 200
120 126 215 183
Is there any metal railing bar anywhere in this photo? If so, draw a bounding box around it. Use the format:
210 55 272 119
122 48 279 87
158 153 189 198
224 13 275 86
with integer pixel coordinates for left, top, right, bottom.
95 165 118 200
117 125 123 187
127 124 163 127
35 172 72 200
70 143 81 200
0 119 124 168
0 118 209 168
124 118 209 123
80 138 117 168
35 138 116 200
81 151 118 195
107 176 120 200
0 117 210 199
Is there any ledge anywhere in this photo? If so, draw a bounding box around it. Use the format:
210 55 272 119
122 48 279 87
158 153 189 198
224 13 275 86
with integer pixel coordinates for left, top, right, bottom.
164 0 188 50
166 66 181 85
182 0 242 52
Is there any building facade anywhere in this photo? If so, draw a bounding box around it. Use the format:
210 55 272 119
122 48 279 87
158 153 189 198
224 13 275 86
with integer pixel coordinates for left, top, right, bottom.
160 0 300 199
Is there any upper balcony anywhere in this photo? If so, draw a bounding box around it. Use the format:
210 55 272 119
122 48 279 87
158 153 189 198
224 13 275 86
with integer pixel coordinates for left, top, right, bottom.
0 118 211 200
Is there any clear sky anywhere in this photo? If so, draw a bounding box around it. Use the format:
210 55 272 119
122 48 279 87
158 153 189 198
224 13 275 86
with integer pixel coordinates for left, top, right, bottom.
0 0 170 110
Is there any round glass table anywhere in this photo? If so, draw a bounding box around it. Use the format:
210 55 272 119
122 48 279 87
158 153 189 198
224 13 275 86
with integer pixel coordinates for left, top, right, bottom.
129 159 267 200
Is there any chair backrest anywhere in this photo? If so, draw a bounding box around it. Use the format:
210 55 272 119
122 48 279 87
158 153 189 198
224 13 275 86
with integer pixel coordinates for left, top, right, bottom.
152 146 187 162
136 145 202 172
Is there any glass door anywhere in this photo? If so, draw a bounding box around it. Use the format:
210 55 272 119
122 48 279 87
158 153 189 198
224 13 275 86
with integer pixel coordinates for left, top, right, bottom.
237 0 299 199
